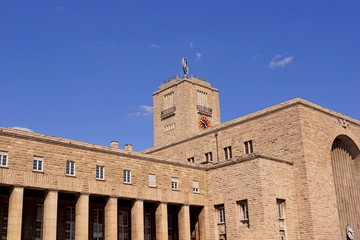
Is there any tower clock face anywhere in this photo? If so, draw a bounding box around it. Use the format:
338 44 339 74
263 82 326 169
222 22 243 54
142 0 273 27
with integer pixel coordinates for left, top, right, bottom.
199 116 211 130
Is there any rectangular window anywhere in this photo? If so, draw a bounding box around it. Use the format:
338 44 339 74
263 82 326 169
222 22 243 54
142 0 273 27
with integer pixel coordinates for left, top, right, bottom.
66 161 75 176
33 156 43 172
224 146 232 160
0 151 8 167
164 91 174 109
96 165 105 180
205 152 213 162
144 213 151 240
192 181 200 193
237 200 249 221
35 204 43 240
277 199 286 219
65 207 75 240
171 177 178 190
2 202 8 240
217 205 225 223
148 174 156 187
187 157 195 163
123 170 131 184
197 90 208 107
118 211 129 240
244 140 253 154
93 209 104 240
279 230 286 240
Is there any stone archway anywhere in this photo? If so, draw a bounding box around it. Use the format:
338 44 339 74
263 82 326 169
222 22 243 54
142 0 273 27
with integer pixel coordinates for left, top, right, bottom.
331 135 360 240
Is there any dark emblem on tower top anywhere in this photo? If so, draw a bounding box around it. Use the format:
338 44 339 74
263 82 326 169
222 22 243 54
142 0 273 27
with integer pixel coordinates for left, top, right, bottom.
182 57 189 76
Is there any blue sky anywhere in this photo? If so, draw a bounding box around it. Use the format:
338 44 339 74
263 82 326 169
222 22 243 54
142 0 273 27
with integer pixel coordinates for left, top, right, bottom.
1 0 359 151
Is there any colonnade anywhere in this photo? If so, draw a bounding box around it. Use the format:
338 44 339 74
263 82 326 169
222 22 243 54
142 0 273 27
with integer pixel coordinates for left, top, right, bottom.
5 186 205 240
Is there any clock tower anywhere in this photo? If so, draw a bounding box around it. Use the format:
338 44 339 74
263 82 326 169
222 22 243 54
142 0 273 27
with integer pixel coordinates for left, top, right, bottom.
153 74 220 146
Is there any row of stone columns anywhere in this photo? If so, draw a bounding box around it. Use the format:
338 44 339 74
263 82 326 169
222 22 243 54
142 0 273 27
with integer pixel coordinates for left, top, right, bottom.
6 187 197 240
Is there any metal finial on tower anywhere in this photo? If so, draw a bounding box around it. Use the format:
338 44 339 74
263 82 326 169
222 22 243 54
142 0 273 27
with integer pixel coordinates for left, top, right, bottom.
182 57 189 76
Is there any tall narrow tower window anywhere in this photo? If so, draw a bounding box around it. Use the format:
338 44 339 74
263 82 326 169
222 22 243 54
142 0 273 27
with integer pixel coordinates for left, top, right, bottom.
161 91 176 119
197 90 208 107
197 90 212 116
164 92 174 109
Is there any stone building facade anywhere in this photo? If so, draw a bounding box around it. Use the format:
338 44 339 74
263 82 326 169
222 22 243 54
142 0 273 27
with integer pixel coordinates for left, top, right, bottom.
0 75 359 240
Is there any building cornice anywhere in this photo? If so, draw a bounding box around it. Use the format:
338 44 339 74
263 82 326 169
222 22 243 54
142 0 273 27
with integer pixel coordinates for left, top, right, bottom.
0 127 201 170
153 78 219 96
0 127 293 172
203 153 293 171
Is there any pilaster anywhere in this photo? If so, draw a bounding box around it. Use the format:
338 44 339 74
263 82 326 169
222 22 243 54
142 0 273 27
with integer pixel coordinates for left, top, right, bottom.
131 199 144 240
7 186 24 240
43 190 58 240
178 204 191 240
105 196 118 239
156 202 168 240
75 193 89 240
199 206 207 240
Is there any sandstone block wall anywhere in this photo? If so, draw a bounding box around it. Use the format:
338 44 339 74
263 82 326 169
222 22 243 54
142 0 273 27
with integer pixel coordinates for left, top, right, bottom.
146 98 360 240
153 78 220 146
297 104 360 239
0 128 206 206
204 156 296 240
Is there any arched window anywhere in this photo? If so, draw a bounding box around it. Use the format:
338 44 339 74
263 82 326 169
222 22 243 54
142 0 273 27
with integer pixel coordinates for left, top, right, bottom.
331 135 360 237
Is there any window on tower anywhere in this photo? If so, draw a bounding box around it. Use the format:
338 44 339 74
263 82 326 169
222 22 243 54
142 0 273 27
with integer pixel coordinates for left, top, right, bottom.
197 90 208 107
161 91 176 119
197 90 212 116
164 123 176 132
164 91 174 108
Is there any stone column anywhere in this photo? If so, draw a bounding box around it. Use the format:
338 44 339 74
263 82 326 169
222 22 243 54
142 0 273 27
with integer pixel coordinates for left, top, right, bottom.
156 202 168 240
43 190 58 240
199 207 207 240
131 199 144 240
178 205 191 240
105 196 118 239
75 193 89 240
7 186 24 240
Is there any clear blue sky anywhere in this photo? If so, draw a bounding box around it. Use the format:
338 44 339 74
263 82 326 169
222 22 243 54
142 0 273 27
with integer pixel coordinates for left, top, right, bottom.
1 0 359 151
